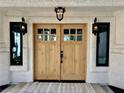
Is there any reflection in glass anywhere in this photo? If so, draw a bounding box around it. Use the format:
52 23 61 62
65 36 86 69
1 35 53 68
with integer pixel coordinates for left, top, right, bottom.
50 35 56 41
64 35 70 41
44 29 50 34
38 29 43 34
77 36 82 41
10 22 23 65
13 32 21 58
12 31 22 65
77 29 82 34
70 36 76 41
51 29 56 34
96 23 110 66
64 29 69 34
98 32 107 64
70 29 76 34
37 35 43 40
44 35 50 41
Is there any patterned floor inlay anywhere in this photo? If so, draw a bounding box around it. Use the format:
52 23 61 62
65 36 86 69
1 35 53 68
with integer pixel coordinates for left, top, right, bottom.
19 82 96 93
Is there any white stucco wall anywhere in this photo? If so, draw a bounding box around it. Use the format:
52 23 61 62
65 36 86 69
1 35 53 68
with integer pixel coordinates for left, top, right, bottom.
1 8 124 89
0 13 10 86
109 10 124 89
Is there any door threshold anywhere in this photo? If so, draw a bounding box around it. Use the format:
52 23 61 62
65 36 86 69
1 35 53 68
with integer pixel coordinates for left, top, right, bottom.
34 80 85 83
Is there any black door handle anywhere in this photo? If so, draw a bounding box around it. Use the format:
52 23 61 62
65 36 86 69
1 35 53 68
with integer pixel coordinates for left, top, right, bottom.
61 60 63 63
61 51 63 54
61 53 63 58
60 51 63 63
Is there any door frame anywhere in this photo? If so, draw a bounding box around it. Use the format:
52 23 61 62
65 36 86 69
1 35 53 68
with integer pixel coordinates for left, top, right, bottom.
32 23 87 81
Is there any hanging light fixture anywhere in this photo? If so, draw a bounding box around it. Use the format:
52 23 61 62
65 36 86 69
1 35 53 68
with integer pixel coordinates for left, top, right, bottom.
55 7 66 21
92 17 99 35
21 17 27 35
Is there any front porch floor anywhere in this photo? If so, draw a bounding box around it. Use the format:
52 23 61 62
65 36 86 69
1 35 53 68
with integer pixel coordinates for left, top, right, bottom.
1 82 114 93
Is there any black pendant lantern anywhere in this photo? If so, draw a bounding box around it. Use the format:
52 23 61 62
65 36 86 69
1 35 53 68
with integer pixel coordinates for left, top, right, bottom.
92 17 99 35
55 7 65 21
21 17 27 35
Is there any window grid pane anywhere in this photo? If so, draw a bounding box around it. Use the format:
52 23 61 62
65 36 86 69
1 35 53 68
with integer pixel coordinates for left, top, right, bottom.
64 29 69 34
44 28 50 34
38 29 43 34
50 35 56 41
37 28 57 41
70 29 76 34
77 36 82 41
51 29 56 34
64 35 70 41
64 28 83 41
77 29 82 34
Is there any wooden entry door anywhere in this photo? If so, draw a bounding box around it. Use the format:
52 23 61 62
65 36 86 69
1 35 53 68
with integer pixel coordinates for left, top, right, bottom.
34 24 60 80
61 25 86 80
34 24 86 80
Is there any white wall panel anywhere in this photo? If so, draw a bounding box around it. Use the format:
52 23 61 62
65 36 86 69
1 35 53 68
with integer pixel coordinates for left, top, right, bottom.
114 10 124 44
108 10 124 89
0 13 10 86
109 53 124 89
0 42 10 86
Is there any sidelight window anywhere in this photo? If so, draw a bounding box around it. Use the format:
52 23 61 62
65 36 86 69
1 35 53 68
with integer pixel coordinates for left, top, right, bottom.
10 22 23 65
96 23 110 66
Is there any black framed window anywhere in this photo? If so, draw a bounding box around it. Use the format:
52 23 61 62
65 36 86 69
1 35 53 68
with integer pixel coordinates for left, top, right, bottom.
96 23 110 66
10 22 23 65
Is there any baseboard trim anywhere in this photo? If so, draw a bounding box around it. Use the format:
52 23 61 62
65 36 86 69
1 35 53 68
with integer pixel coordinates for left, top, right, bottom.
109 85 124 93
0 84 10 92
34 80 85 83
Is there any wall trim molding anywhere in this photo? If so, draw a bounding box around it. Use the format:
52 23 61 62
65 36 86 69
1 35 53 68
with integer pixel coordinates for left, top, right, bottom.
0 0 124 7
0 41 28 52
0 42 9 52
111 48 124 54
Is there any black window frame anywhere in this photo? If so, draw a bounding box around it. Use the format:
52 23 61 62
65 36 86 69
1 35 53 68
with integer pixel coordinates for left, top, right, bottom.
10 22 23 66
96 22 110 66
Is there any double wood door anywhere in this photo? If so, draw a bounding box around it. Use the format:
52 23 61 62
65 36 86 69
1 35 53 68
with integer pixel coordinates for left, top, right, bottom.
33 24 87 80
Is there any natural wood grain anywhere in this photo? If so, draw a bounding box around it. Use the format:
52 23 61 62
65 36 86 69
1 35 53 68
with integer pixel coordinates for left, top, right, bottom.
33 24 87 80
61 24 87 80
34 24 60 80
